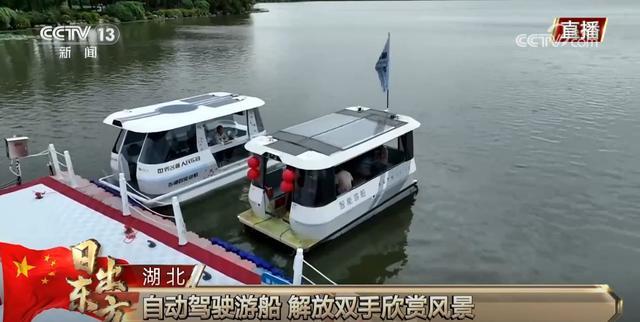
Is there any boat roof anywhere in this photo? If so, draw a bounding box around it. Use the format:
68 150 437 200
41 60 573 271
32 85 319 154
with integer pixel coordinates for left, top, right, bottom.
244 106 420 170
103 92 265 133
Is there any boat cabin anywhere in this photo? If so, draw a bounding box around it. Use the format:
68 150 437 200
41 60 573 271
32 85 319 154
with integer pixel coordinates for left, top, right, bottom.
239 106 420 250
100 92 266 206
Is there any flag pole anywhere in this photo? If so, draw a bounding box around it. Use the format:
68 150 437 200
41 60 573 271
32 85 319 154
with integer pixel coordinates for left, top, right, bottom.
386 32 390 112
376 32 391 112
386 88 389 112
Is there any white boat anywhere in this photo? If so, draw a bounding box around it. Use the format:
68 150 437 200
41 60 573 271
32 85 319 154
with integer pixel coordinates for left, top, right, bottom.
98 92 267 207
237 106 420 250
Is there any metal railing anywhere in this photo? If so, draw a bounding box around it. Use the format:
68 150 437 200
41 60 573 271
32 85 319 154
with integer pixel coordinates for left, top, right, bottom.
292 248 337 285
48 143 78 187
43 145 188 246
8 143 336 285
117 173 188 246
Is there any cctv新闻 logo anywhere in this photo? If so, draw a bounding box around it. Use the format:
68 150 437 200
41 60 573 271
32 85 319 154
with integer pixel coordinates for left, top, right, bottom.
39 24 120 45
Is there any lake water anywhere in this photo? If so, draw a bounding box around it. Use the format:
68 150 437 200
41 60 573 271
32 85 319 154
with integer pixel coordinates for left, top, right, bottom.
1 1 639 320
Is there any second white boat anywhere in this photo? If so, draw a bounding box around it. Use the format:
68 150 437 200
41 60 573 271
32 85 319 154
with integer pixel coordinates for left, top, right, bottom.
238 106 420 250
98 92 267 207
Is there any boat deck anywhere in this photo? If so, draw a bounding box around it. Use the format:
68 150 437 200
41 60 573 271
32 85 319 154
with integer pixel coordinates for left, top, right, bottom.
238 209 320 250
0 174 262 285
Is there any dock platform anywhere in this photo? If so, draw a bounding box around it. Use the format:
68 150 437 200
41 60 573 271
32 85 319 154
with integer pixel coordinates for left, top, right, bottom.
0 174 263 285
238 209 320 251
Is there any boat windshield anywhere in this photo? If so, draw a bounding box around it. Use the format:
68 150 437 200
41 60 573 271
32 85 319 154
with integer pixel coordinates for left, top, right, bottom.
139 125 198 164
293 168 336 208
112 130 125 154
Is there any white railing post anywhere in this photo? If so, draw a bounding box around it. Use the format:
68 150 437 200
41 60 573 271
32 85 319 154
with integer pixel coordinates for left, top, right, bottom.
119 173 130 216
172 196 188 246
63 150 77 187
293 248 303 285
48 144 62 179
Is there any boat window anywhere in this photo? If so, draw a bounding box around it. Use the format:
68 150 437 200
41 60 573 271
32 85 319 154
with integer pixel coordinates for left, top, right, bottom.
252 109 264 132
139 125 198 164
203 112 249 147
121 131 146 162
293 168 336 208
252 154 285 189
399 131 414 159
112 130 125 154
334 134 413 195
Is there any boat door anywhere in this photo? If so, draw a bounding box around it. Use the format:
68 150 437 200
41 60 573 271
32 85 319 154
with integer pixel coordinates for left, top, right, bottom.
111 130 146 182
247 108 265 138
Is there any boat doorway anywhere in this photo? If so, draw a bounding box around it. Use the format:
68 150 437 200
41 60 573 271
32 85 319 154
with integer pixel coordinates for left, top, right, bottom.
112 130 145 184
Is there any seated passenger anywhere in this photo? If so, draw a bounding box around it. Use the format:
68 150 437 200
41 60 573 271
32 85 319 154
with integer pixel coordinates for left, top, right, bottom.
205 126 216 146
336 168 353 195
214 125 234 166
355 153 374 179
355 146 390 180
215 125 230 145
372 146 389 175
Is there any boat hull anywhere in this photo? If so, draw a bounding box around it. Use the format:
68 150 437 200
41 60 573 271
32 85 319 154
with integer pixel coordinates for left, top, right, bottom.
288 159 416 241
238 180 418 251
323 181 418 242
98 159 248 208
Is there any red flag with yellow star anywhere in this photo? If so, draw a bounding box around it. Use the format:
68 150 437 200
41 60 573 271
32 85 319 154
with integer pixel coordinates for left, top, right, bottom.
0 242 129 322
0 242 82 322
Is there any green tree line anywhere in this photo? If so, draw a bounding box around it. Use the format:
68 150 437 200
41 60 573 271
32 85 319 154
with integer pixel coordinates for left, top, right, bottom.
0 0 255 30
0 0 254 11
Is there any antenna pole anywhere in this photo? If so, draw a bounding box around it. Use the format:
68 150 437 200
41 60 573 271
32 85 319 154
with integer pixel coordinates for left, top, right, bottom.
386 89 389 111
386 32 390 112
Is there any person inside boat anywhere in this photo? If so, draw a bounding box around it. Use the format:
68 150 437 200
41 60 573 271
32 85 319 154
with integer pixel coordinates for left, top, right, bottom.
355 146 389 180
335 167 353 195
374 145 390 171
214 125 234 165
215 125 230 145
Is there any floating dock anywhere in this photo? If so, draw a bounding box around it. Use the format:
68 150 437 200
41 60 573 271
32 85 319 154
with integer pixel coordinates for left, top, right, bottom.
238 209 320 250
0 174 263 286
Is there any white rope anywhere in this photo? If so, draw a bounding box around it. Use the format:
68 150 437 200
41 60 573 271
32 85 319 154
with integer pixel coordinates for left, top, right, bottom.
55 150 65 157
125 182 152 199
303 260 337 285
125 191 174 219
132 200 174 219
124 182 172 207
130 206 175 229
20 149 50 159
8 166 19 177
302 275 316 285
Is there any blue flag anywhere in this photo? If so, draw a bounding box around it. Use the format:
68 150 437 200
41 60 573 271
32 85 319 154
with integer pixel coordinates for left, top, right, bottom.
375 33 390 92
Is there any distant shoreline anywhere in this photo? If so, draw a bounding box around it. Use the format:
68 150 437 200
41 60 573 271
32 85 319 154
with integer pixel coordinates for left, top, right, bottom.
0 1 258 32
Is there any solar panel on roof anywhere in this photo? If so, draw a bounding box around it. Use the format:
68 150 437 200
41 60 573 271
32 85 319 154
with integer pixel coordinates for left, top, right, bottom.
180 94 238 108
268 109 407 156
112 104 198 125
313 118 394 149
266 140 309 156
181 94 212 104
284 113 360 137
270 131 342 155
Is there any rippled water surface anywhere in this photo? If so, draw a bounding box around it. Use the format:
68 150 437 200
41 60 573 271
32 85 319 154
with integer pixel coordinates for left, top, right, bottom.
1 1 639 320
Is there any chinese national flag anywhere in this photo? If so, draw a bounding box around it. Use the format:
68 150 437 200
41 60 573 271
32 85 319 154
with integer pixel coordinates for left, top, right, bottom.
0 242 125 322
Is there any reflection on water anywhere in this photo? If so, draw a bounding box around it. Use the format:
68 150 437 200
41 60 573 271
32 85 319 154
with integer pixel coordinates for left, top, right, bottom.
1 2 640 321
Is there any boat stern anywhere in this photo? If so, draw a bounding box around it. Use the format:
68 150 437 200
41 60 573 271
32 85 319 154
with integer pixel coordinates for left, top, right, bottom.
237 209 319 251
